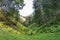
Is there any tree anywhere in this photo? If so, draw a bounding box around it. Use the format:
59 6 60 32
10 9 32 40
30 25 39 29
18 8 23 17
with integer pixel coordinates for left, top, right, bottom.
33 0 60 25
0 0 24 26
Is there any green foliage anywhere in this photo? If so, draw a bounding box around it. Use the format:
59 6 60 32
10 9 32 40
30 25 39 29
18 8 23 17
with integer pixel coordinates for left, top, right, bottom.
0 0 60 40
0 22 21 34
23 13 34 26
33 0 60 25
0 21 29 34
28 21 60 33
15 0 24 5
26 0 60 33
15 22 30 34
0 0 24 27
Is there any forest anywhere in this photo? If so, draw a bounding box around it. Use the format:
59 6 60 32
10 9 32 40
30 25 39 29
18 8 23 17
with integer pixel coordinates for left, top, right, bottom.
0 0 60 40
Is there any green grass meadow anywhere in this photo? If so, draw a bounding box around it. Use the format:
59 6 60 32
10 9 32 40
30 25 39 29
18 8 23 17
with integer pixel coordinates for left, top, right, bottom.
0 22 60 40
0 28 60 40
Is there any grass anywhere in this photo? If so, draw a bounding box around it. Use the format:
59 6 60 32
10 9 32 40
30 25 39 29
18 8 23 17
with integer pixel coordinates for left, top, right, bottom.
0 22 60 40
0 28 60 40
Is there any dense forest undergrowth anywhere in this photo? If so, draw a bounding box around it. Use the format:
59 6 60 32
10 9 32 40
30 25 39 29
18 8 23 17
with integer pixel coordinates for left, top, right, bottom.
28 21 60 33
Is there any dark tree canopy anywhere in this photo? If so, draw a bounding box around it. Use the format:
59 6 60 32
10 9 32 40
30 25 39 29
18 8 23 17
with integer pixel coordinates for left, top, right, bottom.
33 0 60 25
0 0 24 12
